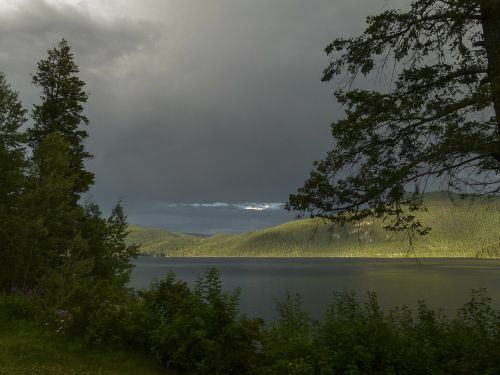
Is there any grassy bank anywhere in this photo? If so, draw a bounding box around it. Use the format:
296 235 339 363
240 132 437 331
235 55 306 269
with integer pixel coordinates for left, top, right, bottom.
127 192 500 257
0 320 165 375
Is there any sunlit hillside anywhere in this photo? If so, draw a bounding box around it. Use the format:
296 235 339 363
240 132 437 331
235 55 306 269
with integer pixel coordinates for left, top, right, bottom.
127 193 500 258
127 224 202 254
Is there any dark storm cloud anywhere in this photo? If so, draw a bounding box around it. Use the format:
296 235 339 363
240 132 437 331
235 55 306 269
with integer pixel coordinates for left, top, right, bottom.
0 0 158 102
0 0 409 230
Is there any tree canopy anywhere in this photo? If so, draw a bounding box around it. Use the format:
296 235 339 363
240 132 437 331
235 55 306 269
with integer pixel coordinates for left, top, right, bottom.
288 0 500 238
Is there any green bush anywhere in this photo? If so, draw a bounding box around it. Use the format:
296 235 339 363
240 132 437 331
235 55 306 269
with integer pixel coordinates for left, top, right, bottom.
257 293 317 375
315 292 399 374
138 268 263 374
83 290 146 346
443 289 500 374
256 289 500 375
38 266 133 338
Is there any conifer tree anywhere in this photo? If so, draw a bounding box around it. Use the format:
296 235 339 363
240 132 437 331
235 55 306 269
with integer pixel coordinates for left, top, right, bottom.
22 39 93 290
24 133 84 291
21 40 137 301
0 41 136 312
29 39 93 198
0 72 27 291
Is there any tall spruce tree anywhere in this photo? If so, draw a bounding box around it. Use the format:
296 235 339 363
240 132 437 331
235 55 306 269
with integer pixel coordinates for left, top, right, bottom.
24 133 84 292
23 39 92 291
29 39 93 198
21 40 137 301
288 0 500 238
0 73 27 291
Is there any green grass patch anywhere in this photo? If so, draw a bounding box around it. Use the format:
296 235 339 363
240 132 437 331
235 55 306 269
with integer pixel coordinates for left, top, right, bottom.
0 320 166 375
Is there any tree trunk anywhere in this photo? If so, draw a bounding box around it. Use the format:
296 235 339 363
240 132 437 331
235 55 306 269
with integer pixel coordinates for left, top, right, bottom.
480 1 500 146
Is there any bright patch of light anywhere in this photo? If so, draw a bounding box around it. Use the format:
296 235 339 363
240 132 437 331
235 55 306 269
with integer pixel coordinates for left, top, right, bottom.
163 202 284 211
44 0 100 12
199 203 230 208
48 0 114 18
0 0 118 19
165 203 229 208
244 205 270 211
44 0 83 7
235 203 284 211
0 0 23 12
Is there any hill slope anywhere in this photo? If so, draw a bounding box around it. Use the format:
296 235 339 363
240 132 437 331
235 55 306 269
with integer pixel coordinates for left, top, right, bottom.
127 224 202 256
127 193 500 257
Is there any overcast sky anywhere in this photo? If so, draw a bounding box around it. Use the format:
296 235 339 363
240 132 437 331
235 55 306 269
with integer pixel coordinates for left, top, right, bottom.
0 0 407 234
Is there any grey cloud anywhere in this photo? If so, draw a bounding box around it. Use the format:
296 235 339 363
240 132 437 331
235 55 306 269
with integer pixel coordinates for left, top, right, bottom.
0 1 157 62
0 0 158 102
1 0 410 232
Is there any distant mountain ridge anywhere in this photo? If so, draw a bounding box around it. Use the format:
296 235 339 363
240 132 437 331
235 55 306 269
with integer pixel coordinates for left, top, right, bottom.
126 192 500 258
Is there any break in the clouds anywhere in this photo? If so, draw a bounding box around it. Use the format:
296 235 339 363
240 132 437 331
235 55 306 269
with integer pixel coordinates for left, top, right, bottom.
234 203 284 211
128 203 295 235
0 0 409 233
165 202 283 211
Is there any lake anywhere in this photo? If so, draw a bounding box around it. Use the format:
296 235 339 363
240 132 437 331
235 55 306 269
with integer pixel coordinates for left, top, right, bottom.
130 257 500 322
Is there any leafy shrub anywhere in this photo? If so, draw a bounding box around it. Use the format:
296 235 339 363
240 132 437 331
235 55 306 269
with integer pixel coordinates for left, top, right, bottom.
39 264 133 337
257 293 317 375
315 292 399 374
83 290 146 346
256 289 500 375
443 289 500 374
139 268 263 374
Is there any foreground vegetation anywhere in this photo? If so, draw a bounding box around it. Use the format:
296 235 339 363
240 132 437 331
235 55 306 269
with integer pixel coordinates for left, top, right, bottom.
128 192 500 258
0 320 164 375
1 270 499 375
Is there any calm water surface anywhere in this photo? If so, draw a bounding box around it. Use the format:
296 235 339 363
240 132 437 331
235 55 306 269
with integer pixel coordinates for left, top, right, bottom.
130 257 500 321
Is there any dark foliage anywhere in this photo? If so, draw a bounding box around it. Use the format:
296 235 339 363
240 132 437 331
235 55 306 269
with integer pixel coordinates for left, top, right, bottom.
137 269 263 374
29 39 93 196
0 41 137 336
256 288 499 375
288 0 500 241
0 73 27 292
2 276 497 375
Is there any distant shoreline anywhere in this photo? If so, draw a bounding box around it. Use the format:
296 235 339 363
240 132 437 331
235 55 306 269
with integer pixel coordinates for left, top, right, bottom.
136 254 500 260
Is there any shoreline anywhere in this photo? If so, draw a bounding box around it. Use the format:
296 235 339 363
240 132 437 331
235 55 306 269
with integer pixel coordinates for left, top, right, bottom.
136 254 500 260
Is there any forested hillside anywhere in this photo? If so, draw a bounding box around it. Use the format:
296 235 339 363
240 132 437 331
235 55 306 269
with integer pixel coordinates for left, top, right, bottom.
128 192 500 258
